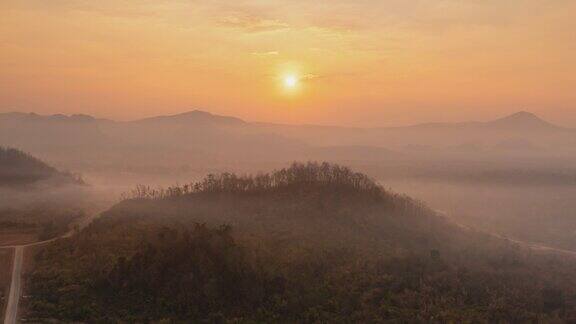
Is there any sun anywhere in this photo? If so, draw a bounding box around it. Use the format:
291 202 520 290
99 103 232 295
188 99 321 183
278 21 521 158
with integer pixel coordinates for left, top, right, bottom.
276 63 305 96
283 75 299 89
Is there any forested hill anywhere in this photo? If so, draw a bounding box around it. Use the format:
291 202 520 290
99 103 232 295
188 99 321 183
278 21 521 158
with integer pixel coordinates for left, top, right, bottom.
27 163 576 322
105 162 460 253
0 147 82 186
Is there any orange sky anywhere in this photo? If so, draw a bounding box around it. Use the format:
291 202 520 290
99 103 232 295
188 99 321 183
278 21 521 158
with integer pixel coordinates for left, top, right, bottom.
1 0 575 127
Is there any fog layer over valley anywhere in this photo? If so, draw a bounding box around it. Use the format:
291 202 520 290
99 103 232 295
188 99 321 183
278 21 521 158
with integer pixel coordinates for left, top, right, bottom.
4 0 576 320
2 109 575 250
0 148 108 245
386 180 576 252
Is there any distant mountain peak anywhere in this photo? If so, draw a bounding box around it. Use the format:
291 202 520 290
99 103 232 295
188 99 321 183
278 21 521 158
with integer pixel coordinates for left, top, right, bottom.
0 112 99 123
501 111 539 121
137 109 246 125
487 111 559 130
183 109 213 115
173 109 213 118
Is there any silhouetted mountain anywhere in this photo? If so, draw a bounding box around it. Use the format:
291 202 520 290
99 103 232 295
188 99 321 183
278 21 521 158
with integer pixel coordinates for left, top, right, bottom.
103 109 307 163
134 110 246 126
0 112 109 124
0 112 110 149
403 111 561 131
259 111 574 156
0 111 307 167
0 147 82 186
1 110 574 173
485 111 561 130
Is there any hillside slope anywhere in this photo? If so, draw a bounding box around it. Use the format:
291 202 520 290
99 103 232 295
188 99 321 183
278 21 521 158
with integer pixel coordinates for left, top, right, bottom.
0 147 82 187
25 163 576 322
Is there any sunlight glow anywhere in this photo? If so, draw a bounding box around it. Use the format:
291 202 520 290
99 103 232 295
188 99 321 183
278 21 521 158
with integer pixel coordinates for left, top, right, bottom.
283 75 298 89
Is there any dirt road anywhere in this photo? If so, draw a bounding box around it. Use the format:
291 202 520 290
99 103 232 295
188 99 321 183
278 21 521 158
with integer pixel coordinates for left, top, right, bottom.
3 247 22 324
1 208 105 324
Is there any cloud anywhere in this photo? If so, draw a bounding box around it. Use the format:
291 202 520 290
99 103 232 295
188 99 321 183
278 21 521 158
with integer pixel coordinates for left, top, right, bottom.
251 51 279 57
218 14 289 33
301 73 319 81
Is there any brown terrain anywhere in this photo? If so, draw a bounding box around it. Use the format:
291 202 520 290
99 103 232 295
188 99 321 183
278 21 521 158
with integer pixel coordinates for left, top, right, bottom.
0 248 14 319
0 230 38 247
18 245 43 322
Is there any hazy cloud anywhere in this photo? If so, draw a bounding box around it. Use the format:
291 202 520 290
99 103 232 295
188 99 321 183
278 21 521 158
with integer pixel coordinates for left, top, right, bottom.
251 51 280 57
218 15 289 33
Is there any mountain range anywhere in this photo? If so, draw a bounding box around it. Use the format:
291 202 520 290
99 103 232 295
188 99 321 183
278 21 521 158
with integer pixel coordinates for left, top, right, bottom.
0 110 574 171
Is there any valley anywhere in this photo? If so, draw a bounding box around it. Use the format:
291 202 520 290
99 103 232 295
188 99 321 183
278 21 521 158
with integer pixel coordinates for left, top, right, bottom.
3 1 576 321
2 110 576 322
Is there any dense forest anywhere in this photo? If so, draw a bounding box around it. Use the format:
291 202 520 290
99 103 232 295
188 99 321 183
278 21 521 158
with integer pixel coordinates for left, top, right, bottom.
0 147 83 186
26 163 576 322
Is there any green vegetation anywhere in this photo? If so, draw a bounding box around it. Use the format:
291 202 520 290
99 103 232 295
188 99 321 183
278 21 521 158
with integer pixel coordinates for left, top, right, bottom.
26 163 576 322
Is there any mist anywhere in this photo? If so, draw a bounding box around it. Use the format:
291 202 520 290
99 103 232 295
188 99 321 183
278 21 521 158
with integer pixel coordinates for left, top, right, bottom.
3 0 576 320
3 110 576 322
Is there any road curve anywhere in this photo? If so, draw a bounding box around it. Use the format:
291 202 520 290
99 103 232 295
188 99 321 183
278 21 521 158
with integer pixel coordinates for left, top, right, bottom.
3 247 23 324
1 208 105 324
